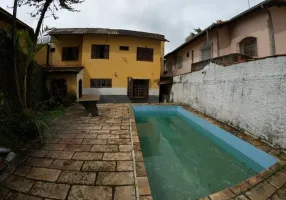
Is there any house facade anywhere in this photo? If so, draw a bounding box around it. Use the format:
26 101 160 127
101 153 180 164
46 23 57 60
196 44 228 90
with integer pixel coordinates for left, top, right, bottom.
36 28 166 102
164 0 286 77
0 7 33 34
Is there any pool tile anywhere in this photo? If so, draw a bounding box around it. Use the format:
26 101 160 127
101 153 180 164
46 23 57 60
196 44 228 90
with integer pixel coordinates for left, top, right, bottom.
246 174 264 186
209 188 235 200
230 181 251 195
114 186 136 200
245 182 276 200
268 171 286 189
137 177 151 196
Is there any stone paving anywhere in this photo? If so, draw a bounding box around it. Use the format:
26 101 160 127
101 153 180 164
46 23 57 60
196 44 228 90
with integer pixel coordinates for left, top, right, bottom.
1 103 285 200
0 104 136 200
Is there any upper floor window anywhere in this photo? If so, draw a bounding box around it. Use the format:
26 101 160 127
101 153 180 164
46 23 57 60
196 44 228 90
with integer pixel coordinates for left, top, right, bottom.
137 47 153 62
120 46 129 51
201 43 212 61
175 56 183 69
91 45 109 59
239 37 257 57
62 47 79 61
90 79 112 88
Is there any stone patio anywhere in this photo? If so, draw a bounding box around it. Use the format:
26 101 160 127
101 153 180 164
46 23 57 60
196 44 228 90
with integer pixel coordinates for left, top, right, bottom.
0 104 136 200
0 103 285 200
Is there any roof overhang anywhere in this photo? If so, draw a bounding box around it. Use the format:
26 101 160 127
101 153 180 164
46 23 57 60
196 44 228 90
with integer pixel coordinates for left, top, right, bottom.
44 66 84 73
165 0 286 57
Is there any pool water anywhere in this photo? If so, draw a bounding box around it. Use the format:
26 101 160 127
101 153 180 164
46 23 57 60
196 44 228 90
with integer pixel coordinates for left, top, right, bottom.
135 111 257 200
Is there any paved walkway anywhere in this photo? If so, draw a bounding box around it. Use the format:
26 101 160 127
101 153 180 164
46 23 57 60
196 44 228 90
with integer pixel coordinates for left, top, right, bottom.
0 104 136 200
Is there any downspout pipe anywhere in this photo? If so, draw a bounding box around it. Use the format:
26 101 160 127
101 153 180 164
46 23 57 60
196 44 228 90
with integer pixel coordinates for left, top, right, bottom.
262 4 276 56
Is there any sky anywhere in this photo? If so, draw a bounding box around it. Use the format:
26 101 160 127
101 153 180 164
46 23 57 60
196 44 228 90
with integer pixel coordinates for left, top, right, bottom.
0 0 264 53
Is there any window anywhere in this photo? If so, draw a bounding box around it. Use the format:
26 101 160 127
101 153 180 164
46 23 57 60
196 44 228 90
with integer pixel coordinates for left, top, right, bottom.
187 52 189 58
120 46 129 51
91 45 109 59
90 79 112 88
175 56 183 69
137 47 153 62
201 43 212 61
50 48 55 52
62 47 79 61
239 37 257 57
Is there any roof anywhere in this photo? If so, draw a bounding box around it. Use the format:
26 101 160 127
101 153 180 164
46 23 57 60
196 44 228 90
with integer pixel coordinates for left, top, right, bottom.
165 0 286 57
44 66 84 73
49 28 167 41
0 7 33 32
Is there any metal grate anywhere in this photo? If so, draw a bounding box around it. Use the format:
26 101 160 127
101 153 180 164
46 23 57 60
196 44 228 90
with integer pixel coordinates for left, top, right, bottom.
239 37 257 57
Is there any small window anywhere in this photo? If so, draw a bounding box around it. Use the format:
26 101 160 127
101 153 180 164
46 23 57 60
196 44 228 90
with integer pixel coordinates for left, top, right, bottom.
50 48 55 52
90 79 112 88
62 47 79 61
187 52 189 57
201 44 212 61
120 46 129 51
91 45 109 59
137 47 153 62
175 56 183 69
239 37 257 57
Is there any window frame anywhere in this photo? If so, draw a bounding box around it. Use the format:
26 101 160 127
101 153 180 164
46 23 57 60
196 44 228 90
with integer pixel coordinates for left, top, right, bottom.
239 37 258 57
119 46 129 51
201 43 212 61
90 79 112 88
137 47 154 62
91 44 110 59
62 47 79 61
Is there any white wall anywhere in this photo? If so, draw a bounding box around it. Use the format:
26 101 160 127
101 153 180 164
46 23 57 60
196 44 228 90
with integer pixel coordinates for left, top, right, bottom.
171 56 286 148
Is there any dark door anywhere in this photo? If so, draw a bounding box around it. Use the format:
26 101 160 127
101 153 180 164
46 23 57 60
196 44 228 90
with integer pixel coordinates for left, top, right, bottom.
78 79 82 98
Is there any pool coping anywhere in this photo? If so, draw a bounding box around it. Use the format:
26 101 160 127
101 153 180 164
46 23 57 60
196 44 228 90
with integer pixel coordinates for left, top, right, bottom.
129 103 286 200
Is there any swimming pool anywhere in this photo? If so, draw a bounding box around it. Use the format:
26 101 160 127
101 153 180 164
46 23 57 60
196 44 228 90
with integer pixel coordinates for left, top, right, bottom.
133 106 278 200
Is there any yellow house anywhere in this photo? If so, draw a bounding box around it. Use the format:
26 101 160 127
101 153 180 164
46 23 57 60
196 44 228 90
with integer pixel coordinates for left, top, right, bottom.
36 28 167 102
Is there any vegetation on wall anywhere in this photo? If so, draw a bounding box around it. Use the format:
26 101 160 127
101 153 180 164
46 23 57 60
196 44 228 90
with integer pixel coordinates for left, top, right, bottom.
0 0 85 151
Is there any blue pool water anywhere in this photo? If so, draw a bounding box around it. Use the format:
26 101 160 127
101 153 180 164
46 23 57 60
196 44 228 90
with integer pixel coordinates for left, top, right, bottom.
133 106 277 200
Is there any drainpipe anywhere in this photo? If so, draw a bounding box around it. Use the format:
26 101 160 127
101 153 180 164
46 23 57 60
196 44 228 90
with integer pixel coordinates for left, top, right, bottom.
216 29 220 57
46 44 50 66
263 5 276 56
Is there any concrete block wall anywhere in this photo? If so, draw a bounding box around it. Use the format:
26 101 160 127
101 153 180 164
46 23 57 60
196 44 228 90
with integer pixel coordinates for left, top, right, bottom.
170 56 286 148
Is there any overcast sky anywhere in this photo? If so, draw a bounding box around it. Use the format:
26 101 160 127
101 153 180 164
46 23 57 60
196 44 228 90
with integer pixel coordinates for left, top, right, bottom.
0 0 264 53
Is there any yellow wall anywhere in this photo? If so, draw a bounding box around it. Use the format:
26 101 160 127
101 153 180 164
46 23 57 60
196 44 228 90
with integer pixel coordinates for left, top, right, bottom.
46 73 77 95
50 35 83 67
35 45 48 65
0 21 9 30
81 35 162 89
42 34 163 90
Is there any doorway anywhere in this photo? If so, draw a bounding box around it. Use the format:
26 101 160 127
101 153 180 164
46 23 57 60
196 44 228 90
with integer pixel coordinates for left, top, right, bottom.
78 79 82 98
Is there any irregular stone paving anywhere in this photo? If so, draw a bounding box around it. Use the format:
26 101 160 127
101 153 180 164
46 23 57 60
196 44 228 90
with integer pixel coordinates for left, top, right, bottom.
0 104 136 200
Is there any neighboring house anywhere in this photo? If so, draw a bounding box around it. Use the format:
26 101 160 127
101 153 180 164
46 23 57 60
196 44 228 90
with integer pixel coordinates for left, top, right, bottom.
35 28 167 102
0 7 33 33
164 0 286 77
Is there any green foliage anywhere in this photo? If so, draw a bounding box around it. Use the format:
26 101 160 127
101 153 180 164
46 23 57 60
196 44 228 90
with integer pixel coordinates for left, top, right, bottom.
18 0 85 20
194 28 202 34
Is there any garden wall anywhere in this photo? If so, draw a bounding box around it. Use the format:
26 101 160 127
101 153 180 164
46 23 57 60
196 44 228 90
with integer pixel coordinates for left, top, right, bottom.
170 56 286 148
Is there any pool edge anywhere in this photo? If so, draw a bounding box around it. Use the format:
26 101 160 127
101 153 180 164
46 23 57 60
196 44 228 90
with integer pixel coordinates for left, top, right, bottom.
131 104 285 200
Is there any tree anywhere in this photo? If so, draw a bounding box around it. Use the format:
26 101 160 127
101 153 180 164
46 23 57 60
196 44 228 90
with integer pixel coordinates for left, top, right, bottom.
16 0 85 108
12 0 24 109
19 0 85 41
194 28 202 34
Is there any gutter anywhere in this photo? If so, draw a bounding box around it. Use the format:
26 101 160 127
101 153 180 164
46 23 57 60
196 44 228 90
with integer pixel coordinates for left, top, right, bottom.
262 4 276 56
